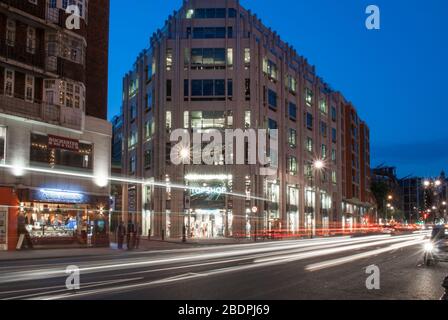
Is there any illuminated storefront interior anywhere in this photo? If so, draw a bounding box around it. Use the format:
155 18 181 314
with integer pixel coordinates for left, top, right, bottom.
18 188 108 247
185 174 233 239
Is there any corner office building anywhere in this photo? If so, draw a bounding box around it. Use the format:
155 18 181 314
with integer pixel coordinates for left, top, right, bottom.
0 0 111 250
120 0 374 240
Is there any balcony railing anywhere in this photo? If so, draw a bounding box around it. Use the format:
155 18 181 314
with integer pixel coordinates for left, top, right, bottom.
1 0 46 19
0 94 82 131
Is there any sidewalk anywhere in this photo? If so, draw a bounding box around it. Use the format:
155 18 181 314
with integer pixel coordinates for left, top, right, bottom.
0 237 263 261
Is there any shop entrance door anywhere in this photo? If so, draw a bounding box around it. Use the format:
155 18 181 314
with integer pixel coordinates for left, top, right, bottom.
189 210 225 239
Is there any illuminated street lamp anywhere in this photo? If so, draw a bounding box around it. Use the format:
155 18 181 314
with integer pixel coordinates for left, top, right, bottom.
435 180 442 187
313 159 324 170
424 180 431 187
388 195 393 200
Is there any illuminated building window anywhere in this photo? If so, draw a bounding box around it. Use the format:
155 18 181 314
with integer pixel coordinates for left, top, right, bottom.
4 69 14 97
166 111 172 131
6 19 16 46
306 137 313 153
288 156 298 175
44 79 85 109
25 75 34 102
145 120 155 141
321 144 327 160
227 48 233 68
332 171 337 184
26 26 36 54
286 75 297 94
305 88 313 106
320 99 328 114
244 48 251 65
244 111 251 128
288 129 297 148
166 48 173 71
263 58 278 81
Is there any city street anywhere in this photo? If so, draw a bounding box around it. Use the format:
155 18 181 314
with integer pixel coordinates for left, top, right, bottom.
0 233 446 300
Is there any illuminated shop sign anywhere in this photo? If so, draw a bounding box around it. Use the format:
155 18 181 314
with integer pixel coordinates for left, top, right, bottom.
48 135 79 152
36 189 85 204
191 186 227 197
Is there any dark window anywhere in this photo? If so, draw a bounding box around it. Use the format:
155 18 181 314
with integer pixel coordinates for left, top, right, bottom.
268 118 278 130
130 104 137 120
268 89 277 109
193 27 226 39
203 80 214 96
306 113 313 130
192 80 203 96
144 149 152 169
332 128 337 143
214 79 225 96
190 79 226 97
245 79 251 99
215 8 226 18
331 106 337 122
227 27 233 38
227 79 233 97
320 121 327 137
228 8 237 18
184 79 189 97
0 127 5 162
289 102 297 120
166 80 172 100
129 155 136 174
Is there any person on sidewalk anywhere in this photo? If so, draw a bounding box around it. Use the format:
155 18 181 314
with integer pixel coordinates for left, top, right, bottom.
16 213 33 250
126 219 135 250
117 220 126 249
134 222 141 249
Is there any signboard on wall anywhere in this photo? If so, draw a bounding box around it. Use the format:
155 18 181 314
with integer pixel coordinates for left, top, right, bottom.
0 207 7 251
48 135 80 151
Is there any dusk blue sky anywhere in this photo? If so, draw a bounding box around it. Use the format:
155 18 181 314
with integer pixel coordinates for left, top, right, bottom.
108 0 448 178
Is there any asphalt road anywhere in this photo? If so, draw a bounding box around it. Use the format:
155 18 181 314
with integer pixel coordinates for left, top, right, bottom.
0 232 446 300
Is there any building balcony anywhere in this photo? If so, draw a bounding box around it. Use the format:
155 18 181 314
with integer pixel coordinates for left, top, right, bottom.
1 0 46 19
0 94 82 131
0 39 45 70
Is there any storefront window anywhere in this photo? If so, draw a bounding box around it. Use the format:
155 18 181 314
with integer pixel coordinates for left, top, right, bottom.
185 175 232 239
30 133 93 171
288 187 299 233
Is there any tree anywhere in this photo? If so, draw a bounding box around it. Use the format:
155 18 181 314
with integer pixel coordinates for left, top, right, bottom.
370 180 390 218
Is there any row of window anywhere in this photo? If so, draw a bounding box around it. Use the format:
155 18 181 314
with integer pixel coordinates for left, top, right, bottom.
190 27 233 39
185 8 237 19
5 19 36 54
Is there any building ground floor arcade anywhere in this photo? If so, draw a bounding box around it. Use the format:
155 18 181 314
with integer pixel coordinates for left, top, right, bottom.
119 168 375 240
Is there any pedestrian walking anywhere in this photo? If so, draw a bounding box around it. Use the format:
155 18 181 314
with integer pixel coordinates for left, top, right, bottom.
127 219 135 250
117 220 126 249
16 213 33 250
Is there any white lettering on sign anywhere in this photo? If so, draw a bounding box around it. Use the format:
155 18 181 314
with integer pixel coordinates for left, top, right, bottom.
191 186 227 197
48 135 80 151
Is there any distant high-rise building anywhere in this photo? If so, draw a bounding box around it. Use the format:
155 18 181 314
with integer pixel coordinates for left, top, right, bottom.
119 0 374 239
0 0 111 251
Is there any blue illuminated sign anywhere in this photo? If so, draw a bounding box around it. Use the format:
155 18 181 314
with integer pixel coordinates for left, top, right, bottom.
36 189 85 204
